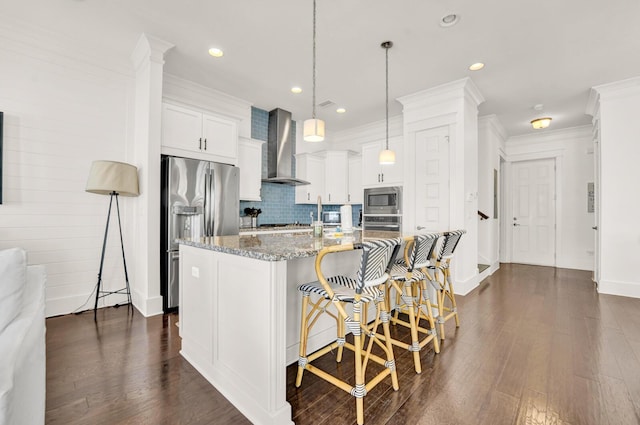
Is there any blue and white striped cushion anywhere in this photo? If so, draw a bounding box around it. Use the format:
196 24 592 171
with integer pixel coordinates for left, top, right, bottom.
389 263 426 283
298 277 380 303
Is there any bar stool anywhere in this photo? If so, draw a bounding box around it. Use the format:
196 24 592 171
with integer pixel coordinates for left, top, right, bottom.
425 229 466 340
386 233 441 374
296 238 402 425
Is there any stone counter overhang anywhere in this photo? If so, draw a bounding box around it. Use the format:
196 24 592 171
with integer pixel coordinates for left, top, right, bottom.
176 229 402 262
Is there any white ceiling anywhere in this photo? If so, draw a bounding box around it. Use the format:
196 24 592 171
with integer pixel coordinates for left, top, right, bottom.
6 0 640 137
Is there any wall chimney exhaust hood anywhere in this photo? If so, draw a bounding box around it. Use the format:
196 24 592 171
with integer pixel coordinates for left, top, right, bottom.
262 108 310 186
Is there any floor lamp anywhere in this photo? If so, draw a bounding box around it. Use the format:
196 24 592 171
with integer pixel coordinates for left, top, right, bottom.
86 160 140 320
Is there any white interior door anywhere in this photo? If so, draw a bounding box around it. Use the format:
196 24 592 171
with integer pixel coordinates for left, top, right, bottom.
511 159 556 266
414 126 450 232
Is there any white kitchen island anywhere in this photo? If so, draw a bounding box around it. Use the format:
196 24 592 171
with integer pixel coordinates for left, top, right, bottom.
177 230 397 425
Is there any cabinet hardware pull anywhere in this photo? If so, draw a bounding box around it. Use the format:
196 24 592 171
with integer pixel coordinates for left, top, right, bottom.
381 173 384 182
348 194 351 202
328 194 331 202
199 137 202 150
417 226 426 230
204 138 207 150
307 193 310 201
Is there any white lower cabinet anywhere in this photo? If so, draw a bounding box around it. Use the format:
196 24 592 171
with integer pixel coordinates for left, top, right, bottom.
238 138 264 201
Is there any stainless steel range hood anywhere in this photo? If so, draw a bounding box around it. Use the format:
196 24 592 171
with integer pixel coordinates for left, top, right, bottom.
261 108 310 186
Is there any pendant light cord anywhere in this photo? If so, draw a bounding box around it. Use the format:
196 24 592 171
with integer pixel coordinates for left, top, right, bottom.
312 0 317 120
385 44 389 150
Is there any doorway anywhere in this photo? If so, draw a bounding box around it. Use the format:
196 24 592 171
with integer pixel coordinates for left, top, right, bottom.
510 158 556 266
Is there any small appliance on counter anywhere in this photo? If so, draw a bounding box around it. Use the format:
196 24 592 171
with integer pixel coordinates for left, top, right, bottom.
322 211 341 227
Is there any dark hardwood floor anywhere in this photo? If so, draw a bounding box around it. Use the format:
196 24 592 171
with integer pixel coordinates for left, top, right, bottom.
46 264 640 424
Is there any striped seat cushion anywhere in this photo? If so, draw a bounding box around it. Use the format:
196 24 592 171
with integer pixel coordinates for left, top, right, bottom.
389 263 426 282
298 275 382 303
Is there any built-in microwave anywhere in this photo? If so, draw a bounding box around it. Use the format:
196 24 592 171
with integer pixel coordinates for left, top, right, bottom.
363 186 402 215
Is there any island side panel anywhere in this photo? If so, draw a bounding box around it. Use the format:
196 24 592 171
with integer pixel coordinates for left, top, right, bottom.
179 244 293 425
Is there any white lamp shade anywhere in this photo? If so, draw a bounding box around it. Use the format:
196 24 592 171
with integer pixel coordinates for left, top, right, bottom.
303 118 325 142
86 160 140 196
379 149 396 165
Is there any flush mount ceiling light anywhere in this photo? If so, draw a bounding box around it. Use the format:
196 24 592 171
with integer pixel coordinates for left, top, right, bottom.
336 107 346 114
440 13 460 27
379 41 396 165
303 0 325 142
208 47 224 58
531 117 552 129
469 62 485 71
291 86 302 94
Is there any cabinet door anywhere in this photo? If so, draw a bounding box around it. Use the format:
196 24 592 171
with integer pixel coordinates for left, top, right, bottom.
323 151 348 204
180 245 214 357
238 138 264 201
348 156 363 204
162 103 202 152
361 142 382 186
361 138 404 187
379 136 404 185
202 113 238 163
295 154 324 204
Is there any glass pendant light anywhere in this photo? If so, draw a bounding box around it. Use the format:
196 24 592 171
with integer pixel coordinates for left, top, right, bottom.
303 0 325 142
379 41 395 164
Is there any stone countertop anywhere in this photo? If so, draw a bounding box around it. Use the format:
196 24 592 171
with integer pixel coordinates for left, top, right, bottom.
176 230 402 262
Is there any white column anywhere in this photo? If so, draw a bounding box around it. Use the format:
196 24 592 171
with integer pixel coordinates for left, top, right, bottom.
130 34 174 316
587 77 640 298
398 78 484 295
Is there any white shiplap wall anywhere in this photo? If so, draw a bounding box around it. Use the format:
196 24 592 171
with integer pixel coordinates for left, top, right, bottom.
0 20 136 317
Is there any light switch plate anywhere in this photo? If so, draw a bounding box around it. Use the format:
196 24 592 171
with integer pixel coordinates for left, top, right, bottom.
191 266 200 278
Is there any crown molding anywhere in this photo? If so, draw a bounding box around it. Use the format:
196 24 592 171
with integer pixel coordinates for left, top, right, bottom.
397 77 485 110
507 125 592 147
131 33 174 71
330 115 403 145
479 114 508 141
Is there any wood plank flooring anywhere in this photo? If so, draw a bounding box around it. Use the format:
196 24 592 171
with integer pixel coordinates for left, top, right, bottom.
46 264 640 424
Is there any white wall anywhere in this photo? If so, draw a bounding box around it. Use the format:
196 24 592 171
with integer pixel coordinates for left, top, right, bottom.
504 126 594 271
588 77 640 298
478 115 507 272
0 18 137 316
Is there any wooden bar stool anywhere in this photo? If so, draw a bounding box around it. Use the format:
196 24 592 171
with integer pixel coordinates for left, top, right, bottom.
385 233 442 373
296 238 402 425
424 229 466 340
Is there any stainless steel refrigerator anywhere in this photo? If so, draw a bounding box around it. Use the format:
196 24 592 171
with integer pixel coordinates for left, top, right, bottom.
160 155 239 312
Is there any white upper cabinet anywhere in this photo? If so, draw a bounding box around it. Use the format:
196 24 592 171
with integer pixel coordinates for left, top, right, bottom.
348 155 363 204
322 151 349 204
238 138 264 201
295 153 324 204
162 102 238 165
361 136 403 187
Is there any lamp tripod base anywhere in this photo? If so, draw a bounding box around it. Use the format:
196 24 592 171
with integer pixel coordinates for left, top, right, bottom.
93 191 134 321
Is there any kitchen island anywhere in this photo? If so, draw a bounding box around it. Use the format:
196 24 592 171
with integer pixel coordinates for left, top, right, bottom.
177 230 400 425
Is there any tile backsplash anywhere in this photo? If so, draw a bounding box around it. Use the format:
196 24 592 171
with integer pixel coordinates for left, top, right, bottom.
240 107 362 226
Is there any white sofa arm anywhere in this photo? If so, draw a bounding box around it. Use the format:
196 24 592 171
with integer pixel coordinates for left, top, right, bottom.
0 264 46 425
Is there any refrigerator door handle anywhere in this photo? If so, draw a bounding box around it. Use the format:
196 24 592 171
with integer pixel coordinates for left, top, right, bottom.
209 166 215 237
203 171 209 236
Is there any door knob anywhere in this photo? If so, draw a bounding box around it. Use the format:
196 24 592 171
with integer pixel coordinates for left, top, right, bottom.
417 226 426 230
513 223 520 227
592 226 598 230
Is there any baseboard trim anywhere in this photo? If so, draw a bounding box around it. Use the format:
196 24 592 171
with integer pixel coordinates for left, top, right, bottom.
598 279 640 299
133 291 164 317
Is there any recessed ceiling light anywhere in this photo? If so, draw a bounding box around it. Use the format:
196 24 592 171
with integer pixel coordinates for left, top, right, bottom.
336 107 346 114
291 86 302 94
208 48 224 58
469 62 484 71
440 14 459 27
